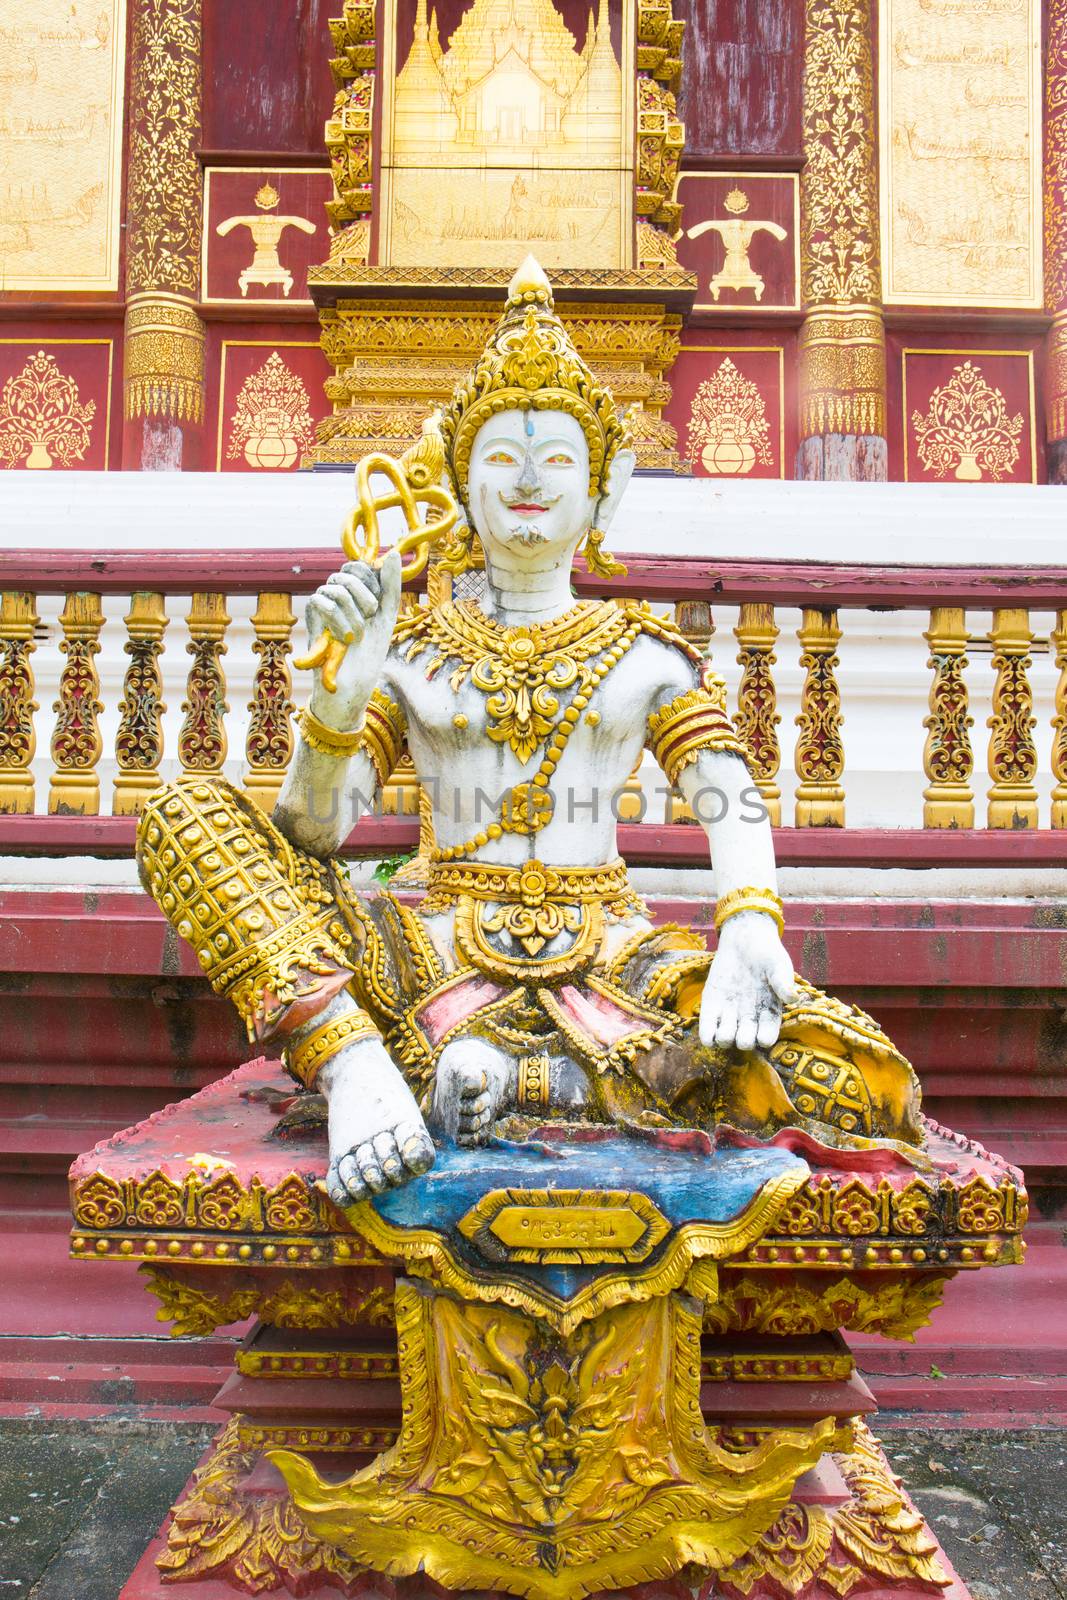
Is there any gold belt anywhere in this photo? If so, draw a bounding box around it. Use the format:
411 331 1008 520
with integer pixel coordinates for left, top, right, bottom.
425 856 632 910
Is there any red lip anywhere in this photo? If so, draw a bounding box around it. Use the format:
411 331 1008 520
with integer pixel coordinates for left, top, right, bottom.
509 503 547 513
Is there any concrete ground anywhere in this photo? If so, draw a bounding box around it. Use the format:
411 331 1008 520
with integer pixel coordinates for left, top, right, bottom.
0 1421 1063 1600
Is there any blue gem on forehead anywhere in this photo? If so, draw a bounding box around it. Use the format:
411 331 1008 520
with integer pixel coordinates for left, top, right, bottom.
524 412 535 437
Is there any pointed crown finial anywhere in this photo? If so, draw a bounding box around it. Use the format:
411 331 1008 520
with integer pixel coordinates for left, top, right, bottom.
506 254 554 309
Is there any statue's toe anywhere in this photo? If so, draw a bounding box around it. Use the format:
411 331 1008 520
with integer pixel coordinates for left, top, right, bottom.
397 1122 435 1175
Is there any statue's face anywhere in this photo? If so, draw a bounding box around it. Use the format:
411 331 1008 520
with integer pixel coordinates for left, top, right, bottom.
466 408 593 568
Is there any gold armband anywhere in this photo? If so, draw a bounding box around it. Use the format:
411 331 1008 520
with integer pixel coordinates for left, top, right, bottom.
646 683 746 786
286 1012 380 1089
360 691 407 788
297 706 364 759
713 886 785 938
517 1052 552 1112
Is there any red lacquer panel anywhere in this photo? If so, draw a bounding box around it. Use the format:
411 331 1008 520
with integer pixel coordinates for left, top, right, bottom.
675 172 799 315
211 335 330 472
666 340 793 479
0 336 118 472
202 0 337 155
894 347 1040 485
673 0 804 161
203 168 333 307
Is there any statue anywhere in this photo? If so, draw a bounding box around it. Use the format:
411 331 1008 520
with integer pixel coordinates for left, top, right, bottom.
137 256 922 1213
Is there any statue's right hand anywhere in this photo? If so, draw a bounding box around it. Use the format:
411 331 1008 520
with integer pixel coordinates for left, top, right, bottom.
305 547 402 722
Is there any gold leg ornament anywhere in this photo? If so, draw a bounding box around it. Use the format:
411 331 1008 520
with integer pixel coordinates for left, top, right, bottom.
136 775 363 1057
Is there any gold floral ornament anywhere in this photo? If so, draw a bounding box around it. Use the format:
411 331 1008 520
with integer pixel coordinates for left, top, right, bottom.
438 256 630 580
226 351 315 470
912 361 1023 482
686 358 773 477
0 351 96 470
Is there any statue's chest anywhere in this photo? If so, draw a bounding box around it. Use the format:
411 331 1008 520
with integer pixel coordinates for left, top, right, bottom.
394 609 634 756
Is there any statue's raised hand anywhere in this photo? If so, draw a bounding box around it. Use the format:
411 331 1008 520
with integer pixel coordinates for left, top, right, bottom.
699 910 798 1054
305 548 402 728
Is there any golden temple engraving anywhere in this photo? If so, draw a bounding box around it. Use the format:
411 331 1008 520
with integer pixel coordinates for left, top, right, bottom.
0 349 96 470
379 0 633 267
215 183 317 298
685 188 788 302
685 357 775 477
879 0 1043 306
225 351 316 471
458 1187 671 1263
0 1 126 291
911 360 1024 481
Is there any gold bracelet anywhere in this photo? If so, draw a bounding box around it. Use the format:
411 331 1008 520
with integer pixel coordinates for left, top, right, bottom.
297 705 364 759
517 1052 552 1111
713 886 785 938
287 1012 379 1088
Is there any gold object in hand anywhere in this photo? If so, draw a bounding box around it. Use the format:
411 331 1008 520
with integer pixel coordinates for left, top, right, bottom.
295 428 460 692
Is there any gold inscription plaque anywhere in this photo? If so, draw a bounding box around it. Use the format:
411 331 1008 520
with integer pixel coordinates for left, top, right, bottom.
379 0 634 269
0 0 127 291
459 1187 670 1264
879 0 1042 307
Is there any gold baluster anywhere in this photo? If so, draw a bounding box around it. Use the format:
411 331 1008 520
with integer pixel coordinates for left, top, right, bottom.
667 600 715 821
794 607 845 827
1052 612 1067 829
244 592 297 811
986 608 1037 830
48 592 104 815
0 592 41 815
179 593 230 774
922 607 974 829
113 592 169 817
734 602 781 826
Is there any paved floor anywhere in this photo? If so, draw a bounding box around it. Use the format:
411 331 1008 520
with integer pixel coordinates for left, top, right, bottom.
0 1420 1063 1600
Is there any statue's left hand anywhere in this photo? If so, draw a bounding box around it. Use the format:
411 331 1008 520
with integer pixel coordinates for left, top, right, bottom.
699 912 798 1053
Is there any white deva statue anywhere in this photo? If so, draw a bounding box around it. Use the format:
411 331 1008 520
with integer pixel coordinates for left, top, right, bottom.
138 259 922 1208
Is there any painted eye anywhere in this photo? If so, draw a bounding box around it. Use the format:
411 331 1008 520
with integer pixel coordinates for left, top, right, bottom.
484 450 518 465
543 453 574 465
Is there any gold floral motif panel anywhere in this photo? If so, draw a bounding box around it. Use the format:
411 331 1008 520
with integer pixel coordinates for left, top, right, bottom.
215 341 329 472
378 0 635 269
0 0 127 291
879 0 1042 307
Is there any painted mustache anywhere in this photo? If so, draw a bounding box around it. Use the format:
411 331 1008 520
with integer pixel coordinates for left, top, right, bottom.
499 489 562 513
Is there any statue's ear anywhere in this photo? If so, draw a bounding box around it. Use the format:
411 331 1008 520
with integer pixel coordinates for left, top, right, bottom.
593 447 635 531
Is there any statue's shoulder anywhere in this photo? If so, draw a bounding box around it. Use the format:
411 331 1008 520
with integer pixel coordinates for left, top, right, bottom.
623 600 705 670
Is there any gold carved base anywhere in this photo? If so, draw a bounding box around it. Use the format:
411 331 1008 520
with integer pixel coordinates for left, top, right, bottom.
310 279 689 473
157 1411 955 1600
268 1278 837 1600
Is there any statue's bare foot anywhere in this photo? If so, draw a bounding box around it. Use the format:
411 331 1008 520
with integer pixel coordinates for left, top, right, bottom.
429 1038 515 1146
320 1041 435 1205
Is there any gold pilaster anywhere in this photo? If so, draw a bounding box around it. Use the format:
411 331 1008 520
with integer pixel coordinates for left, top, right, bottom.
49 593 104 817
244 594 297 812
123 0 205 436
986 609 1038 830
734 602 782 827
114 592 169 817
0 593 40 816
1050 612 1067 827
794 608 845 828
797 0 886 476
1046 0 1067 479
922 608 974 830
179 594 230 775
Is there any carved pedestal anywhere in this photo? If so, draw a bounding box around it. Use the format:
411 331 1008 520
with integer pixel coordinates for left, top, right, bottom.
69 1059 1022 1600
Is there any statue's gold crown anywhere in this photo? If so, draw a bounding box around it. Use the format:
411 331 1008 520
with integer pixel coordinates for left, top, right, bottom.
439 256 628 504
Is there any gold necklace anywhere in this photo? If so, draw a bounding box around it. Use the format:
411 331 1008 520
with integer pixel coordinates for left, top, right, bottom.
395 599 632 764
